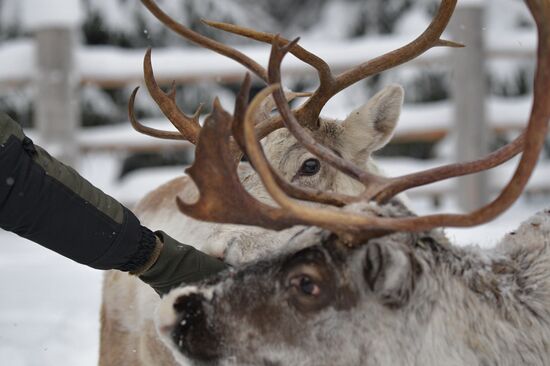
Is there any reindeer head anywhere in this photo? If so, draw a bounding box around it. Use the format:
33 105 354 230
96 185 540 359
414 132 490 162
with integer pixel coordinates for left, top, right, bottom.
156 201 442 366
133 0 550 364
263 85 403 195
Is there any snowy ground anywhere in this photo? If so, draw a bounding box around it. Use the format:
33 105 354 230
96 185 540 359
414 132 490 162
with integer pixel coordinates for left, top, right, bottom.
0 231 101 366
1 159 549 365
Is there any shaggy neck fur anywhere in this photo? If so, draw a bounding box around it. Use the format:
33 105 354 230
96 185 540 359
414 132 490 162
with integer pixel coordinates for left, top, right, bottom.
395 212 550 366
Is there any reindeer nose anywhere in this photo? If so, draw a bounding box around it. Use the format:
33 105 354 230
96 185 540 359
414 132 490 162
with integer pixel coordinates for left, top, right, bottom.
173 293 205 329
170 293 220 361
172 293 206 341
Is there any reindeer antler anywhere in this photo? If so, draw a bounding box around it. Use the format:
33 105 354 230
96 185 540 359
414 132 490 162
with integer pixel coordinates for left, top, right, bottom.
138 0 461 137
253 1 550 241
128 49 202 144
128 0 278 149
204 0 462 130
133 0 548 244
176 0 549 244
175 92 305 230
130 0 320 152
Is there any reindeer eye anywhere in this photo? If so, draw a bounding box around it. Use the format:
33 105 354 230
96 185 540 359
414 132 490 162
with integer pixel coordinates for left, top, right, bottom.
290 275 321 296
299 158 321 176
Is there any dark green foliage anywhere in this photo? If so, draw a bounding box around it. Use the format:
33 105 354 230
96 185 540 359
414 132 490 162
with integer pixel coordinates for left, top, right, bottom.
352 0 414 36
376 141 436 160
119 150 192 178
0 94 33 128
403 71 449 103
489 67 532 97
256 0 328 30
83 11 133 48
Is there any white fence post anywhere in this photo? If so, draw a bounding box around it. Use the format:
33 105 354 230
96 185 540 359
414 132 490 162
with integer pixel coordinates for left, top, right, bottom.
24 0 83 165
449 2 489 211
34 28 79 165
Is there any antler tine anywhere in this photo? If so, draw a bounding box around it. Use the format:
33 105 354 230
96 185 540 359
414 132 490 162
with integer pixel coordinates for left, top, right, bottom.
203 20 332 84
333 0 462 92
129 86 187 140
129 49 203 144
370 132 526 203
206 0 461 128
141 0 268 82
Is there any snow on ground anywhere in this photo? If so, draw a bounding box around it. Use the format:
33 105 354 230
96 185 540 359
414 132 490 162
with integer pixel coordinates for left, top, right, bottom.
0 231 102 366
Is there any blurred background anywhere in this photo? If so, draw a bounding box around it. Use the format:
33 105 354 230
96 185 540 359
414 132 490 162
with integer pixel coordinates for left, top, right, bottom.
1 0 549 365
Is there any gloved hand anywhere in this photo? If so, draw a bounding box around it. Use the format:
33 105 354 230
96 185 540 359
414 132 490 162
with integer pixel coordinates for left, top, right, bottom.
133 231 229 296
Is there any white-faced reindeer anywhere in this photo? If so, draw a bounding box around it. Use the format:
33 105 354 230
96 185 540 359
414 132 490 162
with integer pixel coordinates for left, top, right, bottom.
102 0 550 365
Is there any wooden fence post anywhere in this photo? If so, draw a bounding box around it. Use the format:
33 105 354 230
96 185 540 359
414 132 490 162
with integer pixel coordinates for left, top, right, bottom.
449 2 489 211
25 0 82 165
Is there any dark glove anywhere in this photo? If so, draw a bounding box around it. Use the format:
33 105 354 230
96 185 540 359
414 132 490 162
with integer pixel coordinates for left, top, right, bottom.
134 231 229 296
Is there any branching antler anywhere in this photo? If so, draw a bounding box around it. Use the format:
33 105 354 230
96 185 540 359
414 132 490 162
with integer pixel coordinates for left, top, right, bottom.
266 37 530 204
130 0 316 148
134 0 548 245
205 0 462 129
258 0 550 241
129 0 275 148
139 0 462 135
129 49 202 144
177 0 548 245
175 93 305 230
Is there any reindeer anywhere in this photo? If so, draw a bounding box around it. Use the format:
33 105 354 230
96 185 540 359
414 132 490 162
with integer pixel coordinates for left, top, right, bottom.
149 0 550 365
99 0 407 364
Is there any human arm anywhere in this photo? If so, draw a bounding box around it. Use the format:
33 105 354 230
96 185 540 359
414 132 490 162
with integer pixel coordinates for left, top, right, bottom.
0 113 227 295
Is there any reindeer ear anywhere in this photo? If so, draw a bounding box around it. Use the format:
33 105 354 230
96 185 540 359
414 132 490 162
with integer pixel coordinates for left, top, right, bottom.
341 85 404 164
363 239 420 309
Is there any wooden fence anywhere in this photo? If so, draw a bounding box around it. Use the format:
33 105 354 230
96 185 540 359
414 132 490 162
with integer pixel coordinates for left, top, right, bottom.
0 3 544 209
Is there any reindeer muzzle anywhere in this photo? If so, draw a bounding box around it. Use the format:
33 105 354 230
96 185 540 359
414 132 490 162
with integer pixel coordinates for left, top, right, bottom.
157 290 222 362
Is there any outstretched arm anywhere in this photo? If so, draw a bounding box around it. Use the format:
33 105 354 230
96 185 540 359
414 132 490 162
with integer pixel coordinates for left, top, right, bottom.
0 113 227 295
